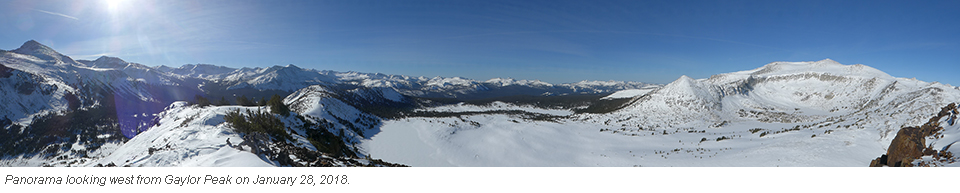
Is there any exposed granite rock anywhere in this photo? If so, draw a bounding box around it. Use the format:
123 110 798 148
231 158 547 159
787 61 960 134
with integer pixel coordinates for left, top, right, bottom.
870 103 955 167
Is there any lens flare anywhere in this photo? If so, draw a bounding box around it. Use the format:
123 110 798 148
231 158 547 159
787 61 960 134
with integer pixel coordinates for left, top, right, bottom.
105 0 128 14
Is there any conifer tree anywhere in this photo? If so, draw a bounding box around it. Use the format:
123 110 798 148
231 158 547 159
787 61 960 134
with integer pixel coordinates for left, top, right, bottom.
236 95 255 106
194 95 211 107
217 96 230 106
268 94 290 116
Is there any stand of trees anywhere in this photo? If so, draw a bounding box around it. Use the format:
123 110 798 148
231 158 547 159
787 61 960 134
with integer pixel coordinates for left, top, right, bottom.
194 94 284 108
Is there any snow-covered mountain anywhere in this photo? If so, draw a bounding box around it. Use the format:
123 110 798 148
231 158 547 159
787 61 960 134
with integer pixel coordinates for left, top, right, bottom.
10 40 79 66
363 59 960 166
3 40 958 167
2 41 208 138
90 97 397 167
587 59 959 132
157 62 657 99
1 40 647 166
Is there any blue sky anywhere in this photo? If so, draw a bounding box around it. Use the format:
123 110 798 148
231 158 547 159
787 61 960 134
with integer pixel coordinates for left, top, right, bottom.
2 0 958 85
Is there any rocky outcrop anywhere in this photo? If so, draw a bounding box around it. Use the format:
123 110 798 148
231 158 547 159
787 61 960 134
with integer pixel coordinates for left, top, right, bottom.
870 103 956 167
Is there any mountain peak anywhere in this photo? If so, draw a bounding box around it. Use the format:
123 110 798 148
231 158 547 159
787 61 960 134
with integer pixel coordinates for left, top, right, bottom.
14 40 53 54
11 40 77 65
659 75 698 91
88 56 130 68
23 39 41 45
673 75 695 84
21 40 43 47
817 58 839 65
744 59 890 79
94 56 126 63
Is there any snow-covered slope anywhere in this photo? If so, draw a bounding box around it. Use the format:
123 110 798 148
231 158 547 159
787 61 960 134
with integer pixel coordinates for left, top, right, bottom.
0 62 74 124
214 65 338 92
601 88 657 100
92 102 274 166
916 104 960 166
362 59 960 166
1 40 209 137
588 59 959 131
866 103 960 167
7 39 959 167
92 82 413 166
162 64 237 79
91 99 398 167
10 40 79 66
284 85 385 145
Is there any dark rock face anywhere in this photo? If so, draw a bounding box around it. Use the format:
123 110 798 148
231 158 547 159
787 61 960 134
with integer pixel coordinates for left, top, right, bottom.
0 63 14 78
884 127 925 167
870 103 956 167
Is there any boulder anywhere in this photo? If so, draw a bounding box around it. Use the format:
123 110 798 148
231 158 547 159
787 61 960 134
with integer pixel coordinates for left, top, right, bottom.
869 103 956 167
885 127 925 167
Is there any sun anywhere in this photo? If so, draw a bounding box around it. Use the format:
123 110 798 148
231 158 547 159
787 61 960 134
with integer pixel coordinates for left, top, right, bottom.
105 0 129 15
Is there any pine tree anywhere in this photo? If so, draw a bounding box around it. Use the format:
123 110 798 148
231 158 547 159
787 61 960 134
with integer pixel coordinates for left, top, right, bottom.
268 94 290 116
217 96 230 106
194 95 211 107
236 95 255 106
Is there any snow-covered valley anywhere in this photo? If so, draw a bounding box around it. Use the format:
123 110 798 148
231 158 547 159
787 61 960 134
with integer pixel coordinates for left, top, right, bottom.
359 59 960 166
2 40 960 167
364 116 886 166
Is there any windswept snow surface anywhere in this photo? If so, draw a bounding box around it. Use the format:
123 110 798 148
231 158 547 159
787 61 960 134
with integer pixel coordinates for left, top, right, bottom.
416 101 573 116
93 102 274 167
364 114 885 166
362 59 960 167
600 88 656 100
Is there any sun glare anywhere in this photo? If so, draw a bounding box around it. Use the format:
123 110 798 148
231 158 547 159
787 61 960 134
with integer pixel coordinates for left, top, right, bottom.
105 0 128 15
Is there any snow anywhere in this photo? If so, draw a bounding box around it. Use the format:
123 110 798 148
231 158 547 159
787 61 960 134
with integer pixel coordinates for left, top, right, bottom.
361 120 455 166
177 146 274 167
601 89 655 99
914 107 960 166
417 101 573 116
0 63 72 124
484 78 553 87
426 76 479 88
363 114 885 166
361 59 960 167
283 84 381 147
5 40 960 167
379 87 404 102
93 103 274 166
167 64 238 79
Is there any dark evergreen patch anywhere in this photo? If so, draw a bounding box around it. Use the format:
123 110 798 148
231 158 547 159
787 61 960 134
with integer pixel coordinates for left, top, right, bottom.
267 94 290 116
235 95 256 106
294 115 353 158
193 95 211 107
216 96 231 106
224 109 292 142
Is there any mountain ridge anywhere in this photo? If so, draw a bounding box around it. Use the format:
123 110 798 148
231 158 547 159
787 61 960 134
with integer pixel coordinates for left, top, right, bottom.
3 40 959 167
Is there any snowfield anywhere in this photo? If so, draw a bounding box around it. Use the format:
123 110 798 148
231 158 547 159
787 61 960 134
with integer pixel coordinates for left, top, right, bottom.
416 101 573 116
363 114 886 166
93 102 275 167
4 40 960 167
600 88 656 100
361 59 960 167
